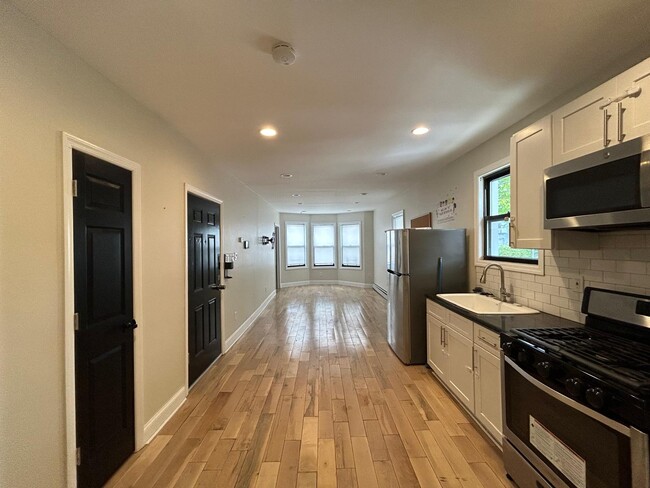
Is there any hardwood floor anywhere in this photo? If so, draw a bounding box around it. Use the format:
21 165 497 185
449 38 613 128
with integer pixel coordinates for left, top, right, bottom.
106 286 512 488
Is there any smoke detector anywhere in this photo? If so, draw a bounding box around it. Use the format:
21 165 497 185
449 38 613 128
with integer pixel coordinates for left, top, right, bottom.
272 43 296 66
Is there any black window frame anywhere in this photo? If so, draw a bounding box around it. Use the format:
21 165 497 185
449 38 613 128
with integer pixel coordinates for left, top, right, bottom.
483 167 538 265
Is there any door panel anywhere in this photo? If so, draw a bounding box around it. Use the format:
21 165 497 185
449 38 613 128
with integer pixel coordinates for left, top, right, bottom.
426 315 447 380
188 193 222 385
474 345 503 441
73 150 134 488
446 327 475 411
618 57 650 141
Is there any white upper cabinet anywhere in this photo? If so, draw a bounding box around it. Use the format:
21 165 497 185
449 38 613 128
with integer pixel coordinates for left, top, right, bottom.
617 57 650 142
552 79 618 165
552 57 650 165
510 115 553 249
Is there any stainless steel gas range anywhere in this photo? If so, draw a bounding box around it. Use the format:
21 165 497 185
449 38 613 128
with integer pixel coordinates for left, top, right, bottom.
501 287 650 488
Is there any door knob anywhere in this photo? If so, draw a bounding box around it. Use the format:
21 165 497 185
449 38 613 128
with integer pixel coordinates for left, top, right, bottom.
210 284 226 290
123 319 138 331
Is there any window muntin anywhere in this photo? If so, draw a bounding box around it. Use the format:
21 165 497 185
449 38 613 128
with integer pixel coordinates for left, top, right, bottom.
286 223 307 268
312 223 336 267
483 168 538 264
339 222 361 268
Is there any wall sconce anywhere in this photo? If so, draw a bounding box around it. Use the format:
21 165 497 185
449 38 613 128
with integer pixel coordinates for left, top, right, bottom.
261 235 275 246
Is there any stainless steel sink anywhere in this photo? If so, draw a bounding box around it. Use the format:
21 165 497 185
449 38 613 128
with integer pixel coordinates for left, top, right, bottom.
437 293 540 315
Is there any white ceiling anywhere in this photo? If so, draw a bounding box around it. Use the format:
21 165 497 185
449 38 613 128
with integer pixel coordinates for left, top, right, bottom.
11 0 650 213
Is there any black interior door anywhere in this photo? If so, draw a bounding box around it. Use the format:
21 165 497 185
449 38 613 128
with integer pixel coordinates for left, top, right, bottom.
188 193 222 385
73 150 135 488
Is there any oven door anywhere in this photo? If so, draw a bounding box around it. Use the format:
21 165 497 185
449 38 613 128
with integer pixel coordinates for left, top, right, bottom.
503 356 649 488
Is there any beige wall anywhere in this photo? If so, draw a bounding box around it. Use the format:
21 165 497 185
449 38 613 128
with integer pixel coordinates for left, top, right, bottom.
280 211 374 286
373 44 650 305
0 4 277 487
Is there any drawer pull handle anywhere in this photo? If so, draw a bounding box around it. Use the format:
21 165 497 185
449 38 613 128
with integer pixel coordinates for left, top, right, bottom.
478 336 498 349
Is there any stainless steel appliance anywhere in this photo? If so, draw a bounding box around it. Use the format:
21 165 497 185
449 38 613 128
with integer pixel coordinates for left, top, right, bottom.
502 287 650 488
386 228 467 364
544 135 650 230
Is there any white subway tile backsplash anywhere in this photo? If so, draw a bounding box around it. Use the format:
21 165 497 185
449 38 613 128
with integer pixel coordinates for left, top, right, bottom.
591 260 617 272
616 260 648 274
473 230 650 325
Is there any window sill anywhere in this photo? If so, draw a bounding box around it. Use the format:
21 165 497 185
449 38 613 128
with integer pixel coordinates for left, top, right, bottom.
475 256 544 276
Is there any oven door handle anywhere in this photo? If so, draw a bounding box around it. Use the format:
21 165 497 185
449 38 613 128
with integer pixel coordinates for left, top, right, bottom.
504 356 630 436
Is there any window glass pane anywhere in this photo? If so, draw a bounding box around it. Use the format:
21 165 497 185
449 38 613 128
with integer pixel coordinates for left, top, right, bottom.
313 224 335 246
340 224 360 246
342 247 360 267
488 174 510 216
392 211 404 229
287 246 306 266
487 220 538 260
286 224 305 246
314 247 335 266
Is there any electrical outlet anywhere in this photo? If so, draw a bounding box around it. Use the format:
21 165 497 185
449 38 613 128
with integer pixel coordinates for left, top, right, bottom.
570 276 583 292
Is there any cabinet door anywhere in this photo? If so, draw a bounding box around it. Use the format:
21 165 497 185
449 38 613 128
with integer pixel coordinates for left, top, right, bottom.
618 57 650 142
474 345 502 442
510 115 553 249
445 327 474 412
427 315 447 380
552 79 617 164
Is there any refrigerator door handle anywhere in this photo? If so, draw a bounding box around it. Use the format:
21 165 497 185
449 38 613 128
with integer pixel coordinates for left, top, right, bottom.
437 257 443 293
387 269 402 277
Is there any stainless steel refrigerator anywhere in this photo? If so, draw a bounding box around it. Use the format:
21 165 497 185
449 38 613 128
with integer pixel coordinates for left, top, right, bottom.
386 228 467 365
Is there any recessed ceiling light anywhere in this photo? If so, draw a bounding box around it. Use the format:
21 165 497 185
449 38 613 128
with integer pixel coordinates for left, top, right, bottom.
411 126 430 135
376 172 387 176
260 127 278 137
291 193 301 197
298 202 303 205
360 192 368 196
354 202 359 204
280 173 293 178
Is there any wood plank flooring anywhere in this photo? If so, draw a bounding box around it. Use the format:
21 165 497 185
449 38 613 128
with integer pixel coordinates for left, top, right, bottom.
106 286 513 488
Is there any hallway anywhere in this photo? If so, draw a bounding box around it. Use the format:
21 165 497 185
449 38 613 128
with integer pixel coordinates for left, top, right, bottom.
107 286 510 488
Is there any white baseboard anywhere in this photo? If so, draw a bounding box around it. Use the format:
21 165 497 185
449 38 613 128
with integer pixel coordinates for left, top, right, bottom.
373 283 388 299
143 385 186 443
224 289 276 352
280 280 372 289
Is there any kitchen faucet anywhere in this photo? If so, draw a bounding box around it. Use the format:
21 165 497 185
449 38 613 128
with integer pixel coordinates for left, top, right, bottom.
479 264 512 302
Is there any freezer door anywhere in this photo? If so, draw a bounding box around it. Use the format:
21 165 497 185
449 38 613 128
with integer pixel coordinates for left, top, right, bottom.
387 272 411 364
386 229 410 274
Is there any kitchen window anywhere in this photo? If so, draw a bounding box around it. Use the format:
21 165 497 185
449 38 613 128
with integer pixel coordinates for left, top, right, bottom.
339 222 361 268
476 161 540 270
391 210 405 230
285 222 307 268
312 223 336 267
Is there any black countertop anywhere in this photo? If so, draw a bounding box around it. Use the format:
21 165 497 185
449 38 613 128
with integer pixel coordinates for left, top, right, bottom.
426 294 583 335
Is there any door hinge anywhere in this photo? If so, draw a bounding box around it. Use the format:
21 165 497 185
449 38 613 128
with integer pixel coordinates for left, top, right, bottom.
72 179 78 197
76 447 81 466
74 313 79 331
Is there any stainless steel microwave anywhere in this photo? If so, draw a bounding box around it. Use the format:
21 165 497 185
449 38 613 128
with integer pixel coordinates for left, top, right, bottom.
544 135 650 230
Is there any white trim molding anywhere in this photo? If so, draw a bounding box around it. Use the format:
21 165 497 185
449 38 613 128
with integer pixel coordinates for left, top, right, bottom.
373 283 388 299
224 289 276 352
143 386 187 443
62 133 145 488
473 157 545 276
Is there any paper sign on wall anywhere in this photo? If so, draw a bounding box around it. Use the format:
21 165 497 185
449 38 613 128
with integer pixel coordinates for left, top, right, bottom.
435 188 457 224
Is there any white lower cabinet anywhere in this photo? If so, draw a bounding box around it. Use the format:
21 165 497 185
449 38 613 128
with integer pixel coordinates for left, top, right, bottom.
426 301 503 445
445 326 475 411
426 314 447 381
473 344 503 441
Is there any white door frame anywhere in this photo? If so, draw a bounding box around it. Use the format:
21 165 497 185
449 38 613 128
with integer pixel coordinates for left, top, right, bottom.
184 184 225 391
62 133 145 487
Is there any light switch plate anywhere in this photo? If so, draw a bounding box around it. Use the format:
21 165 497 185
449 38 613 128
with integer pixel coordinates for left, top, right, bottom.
570 276 583 292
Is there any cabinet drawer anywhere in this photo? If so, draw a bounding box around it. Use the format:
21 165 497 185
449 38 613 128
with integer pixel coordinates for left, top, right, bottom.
426 299 449 323
447 311 473 339
473 324 500 355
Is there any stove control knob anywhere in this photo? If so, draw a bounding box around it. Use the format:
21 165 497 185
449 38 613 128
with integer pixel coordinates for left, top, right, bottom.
565 378 584 398
502 342 515 357
586 387 605 410
517 349 531 365
535 361 553 379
